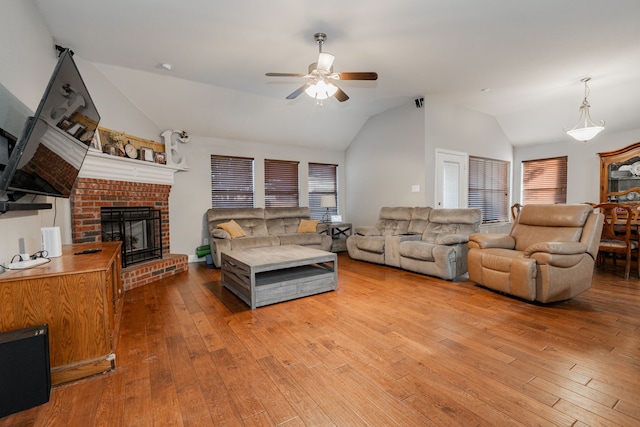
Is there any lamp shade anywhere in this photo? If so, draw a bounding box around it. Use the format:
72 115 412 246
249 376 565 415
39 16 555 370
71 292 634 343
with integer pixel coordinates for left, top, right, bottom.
320 195 336 208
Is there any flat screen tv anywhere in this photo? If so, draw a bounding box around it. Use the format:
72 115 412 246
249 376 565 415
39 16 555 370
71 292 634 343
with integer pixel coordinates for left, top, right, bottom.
0 48 100 211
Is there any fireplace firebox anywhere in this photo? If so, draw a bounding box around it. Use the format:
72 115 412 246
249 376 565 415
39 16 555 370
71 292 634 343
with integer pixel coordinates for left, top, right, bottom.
101 207 163 267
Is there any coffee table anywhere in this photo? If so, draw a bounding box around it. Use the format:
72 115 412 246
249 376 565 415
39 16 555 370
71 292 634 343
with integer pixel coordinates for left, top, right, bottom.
220 245 337 309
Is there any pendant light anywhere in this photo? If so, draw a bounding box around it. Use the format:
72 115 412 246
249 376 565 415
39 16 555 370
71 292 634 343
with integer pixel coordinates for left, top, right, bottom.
565 77 605 142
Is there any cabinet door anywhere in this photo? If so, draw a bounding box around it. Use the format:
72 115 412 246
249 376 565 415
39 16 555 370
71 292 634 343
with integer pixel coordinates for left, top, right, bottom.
599 142 640 202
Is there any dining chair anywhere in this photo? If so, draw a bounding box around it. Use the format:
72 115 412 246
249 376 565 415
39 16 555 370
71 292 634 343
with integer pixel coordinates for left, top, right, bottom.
595 203 639 279
510 203 522 220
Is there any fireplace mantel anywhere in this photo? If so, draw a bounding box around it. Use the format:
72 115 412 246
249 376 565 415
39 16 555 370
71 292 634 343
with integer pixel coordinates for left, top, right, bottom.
79 149 182 185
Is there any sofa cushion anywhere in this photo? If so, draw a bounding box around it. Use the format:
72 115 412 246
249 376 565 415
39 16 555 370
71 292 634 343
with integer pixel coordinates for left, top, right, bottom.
217 220 246 238
265 207 311 235
423 208 481 243
234 218 269 237
356 236 385 254
297 219 319 233
408 207 431 235
399 241 436 261
355 226 381 236
229 236 279 250
279 233 324 246
375 207 413 236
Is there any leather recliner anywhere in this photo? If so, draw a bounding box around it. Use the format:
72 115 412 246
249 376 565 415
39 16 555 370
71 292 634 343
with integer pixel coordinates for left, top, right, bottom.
467 204 603 303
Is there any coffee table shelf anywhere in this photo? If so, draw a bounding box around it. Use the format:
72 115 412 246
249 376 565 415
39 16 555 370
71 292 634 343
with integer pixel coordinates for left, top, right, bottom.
221 245 337 309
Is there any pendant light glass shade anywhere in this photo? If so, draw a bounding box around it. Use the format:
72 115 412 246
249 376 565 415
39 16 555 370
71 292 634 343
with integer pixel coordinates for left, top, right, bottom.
565 77 605 142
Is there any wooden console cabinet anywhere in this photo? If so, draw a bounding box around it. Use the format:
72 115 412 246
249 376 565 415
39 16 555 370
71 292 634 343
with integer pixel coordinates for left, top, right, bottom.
0 242 123 385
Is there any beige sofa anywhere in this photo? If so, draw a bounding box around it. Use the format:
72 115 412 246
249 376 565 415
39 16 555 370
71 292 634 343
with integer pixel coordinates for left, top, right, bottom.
206 207 332 268
346 206 481 280
468 204 603 303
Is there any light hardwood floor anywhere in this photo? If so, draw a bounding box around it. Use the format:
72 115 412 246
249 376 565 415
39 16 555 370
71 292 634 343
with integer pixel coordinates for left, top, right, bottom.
2 254 639 426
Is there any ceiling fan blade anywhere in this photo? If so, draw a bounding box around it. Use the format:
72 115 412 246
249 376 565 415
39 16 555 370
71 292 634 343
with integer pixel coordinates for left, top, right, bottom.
286 83 311 100
334 87 349 102
338 72 378 81
317 52 335 72
266 72 306 77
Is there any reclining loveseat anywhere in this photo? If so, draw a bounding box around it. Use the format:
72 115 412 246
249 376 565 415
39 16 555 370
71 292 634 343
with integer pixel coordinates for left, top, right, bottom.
346 206 481 280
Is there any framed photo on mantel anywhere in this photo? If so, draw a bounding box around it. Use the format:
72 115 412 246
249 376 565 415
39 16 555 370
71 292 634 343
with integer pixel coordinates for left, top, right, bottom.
140 147 154 162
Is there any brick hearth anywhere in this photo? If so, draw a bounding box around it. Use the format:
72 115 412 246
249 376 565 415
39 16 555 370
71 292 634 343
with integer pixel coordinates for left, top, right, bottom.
70 176 188 290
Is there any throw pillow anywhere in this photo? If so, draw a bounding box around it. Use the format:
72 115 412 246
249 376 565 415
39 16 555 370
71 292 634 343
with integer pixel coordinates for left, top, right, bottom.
217 220 246 238
297 219 319 233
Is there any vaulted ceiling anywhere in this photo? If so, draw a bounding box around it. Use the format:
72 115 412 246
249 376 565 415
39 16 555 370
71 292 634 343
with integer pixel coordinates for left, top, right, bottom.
34 0 640 150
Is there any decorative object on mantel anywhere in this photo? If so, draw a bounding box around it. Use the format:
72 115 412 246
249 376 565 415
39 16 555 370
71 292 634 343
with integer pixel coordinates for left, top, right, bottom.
564 77 605 142
89 131 102 151
98 126 165 161
160 129 189 170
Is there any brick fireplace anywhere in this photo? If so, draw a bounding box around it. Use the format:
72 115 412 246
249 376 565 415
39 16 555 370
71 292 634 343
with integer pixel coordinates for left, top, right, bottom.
71 151 188 290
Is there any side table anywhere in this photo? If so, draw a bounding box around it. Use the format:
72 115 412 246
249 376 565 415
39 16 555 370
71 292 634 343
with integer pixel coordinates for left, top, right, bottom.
318 222 352 252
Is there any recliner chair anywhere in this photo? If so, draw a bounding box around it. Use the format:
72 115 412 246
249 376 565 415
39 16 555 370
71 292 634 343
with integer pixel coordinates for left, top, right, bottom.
467 204 603 303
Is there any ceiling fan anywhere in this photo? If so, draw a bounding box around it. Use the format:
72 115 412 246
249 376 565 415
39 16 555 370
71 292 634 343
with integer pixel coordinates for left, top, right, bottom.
266 33 378 103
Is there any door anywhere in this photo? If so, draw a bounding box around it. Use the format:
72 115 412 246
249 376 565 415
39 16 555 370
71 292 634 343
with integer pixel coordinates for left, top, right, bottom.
435 149 468 208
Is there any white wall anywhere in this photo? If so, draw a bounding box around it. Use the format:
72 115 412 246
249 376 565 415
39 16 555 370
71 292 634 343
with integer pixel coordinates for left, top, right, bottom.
0 0 161 266
345 100 425 227
345 96 513 228
170 136 345 260
423 97 513 206
0 0 60 264
513 128 640 204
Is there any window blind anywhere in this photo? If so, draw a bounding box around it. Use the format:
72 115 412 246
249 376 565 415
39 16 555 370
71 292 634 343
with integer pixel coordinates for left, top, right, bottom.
210 155 254 208
522 156 567 204
308 163 338 220
265 159 299 208
469 156 510 223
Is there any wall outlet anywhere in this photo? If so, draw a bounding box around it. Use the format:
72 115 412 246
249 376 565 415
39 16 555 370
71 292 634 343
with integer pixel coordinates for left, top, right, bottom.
203 237 209 245
411 185 420 193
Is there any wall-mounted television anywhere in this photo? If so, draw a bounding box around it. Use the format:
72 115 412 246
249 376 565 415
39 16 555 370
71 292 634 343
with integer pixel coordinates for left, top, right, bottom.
0 48 100 212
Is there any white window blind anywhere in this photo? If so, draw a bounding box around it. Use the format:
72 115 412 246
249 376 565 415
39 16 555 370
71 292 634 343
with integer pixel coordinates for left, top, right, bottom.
210 155 254 208
265 159 299 208
522 156 568 204
469 156 510 223
308 163 338 220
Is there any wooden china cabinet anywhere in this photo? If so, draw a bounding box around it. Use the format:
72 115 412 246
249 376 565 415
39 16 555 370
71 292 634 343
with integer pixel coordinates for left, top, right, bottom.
598 142 640 203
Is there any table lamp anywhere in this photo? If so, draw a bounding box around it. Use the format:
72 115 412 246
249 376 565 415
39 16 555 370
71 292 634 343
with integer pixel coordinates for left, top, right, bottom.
321 195 336 223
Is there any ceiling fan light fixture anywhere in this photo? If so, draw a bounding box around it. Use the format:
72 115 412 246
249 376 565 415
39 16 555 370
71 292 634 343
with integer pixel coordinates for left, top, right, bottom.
266 32 377 103
565 77 605 142
305 80 338 100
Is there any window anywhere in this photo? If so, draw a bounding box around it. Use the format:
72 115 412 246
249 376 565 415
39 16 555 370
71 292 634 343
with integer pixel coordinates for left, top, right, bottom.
308 163 338 220
522 156 567 204
210 155 254 208
264 159 299 207
469 156 510 223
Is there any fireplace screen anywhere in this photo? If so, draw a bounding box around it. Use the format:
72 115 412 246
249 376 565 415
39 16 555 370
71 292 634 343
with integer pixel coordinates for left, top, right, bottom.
101 207 162 267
